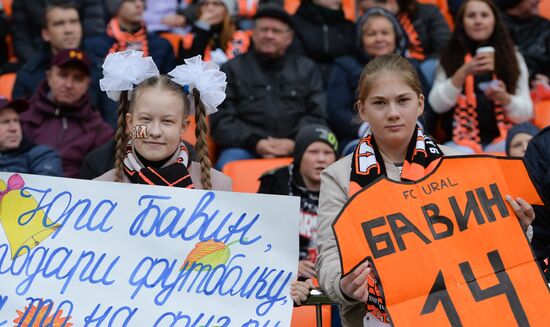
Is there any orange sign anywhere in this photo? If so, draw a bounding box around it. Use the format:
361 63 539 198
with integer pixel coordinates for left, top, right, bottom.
333 156 550 326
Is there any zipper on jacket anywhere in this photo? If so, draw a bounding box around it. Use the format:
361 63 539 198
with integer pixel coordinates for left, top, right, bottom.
323 24 329 53
54 107 68 146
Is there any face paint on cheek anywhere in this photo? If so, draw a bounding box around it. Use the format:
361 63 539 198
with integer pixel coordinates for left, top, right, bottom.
131 125 149 139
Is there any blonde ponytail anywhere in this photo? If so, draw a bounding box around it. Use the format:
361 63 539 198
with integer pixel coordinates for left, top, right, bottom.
193 89 212 190
114 91 130 182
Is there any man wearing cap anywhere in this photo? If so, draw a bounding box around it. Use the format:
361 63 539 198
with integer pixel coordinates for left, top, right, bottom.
0 97 62 176
13 1 85 100
497 0 550 84
20 49 114 178
210 4 327 170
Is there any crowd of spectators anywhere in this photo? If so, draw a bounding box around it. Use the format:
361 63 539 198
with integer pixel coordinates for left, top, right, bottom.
0 0 549 325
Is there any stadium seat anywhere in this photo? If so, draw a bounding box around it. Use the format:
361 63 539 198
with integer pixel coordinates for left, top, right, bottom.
222 157 293 193
181 116 218 162
291 304 332 327
159 32 184 58
533 99 550 129
541 0 550 20
2 0 12 17
0 73 16 99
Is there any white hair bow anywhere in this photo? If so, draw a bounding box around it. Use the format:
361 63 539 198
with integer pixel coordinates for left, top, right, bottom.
99 50 160 102
168 55 227 116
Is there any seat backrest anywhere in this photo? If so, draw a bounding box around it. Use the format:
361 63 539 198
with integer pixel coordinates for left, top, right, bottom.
2 0 12 17
0 73 16 99
181 115 218 163
541 0 550 20
222 157 293 193
291 304 332 327
533 99 550 129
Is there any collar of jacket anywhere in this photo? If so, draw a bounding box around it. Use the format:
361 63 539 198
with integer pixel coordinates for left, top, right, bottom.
251 48 287 71
0 136 34 156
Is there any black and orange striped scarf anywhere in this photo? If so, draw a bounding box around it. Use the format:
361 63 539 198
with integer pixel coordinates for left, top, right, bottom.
452 54 512 153
123 141 194 188
349 124 442 324
349 125 442 196
106 18 149 56
398 13 425 61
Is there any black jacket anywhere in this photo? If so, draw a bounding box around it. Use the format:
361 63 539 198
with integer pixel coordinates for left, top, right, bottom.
524 126 550 281
502 13 550 79
80 139 197 179
211 49 327 152
401 4 450 59
12 0 105 62
291 1 355 86
258 164 320 261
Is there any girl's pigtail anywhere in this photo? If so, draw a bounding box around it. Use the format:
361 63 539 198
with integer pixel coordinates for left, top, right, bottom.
193 89 212 190
114 91 129 182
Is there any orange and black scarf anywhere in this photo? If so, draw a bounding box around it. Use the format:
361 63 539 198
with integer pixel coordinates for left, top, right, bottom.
453 54 512 153
106 18 149 56
398 13 425 61
349 124 443 323
349 125 443 196
123 141 194 188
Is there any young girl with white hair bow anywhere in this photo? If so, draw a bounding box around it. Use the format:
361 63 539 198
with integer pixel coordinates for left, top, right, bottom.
95 50 232 191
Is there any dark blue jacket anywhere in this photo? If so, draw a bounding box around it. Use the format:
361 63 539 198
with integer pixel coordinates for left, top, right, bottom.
0 138 63 176
12 47 109 126
326 54 366 147
12 51 50 100
524 126 550 281
83 33 175 128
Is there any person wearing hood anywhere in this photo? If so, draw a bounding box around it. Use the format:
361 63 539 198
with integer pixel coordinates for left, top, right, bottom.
505 121 539 157
258 124 339 279
290 0 356 87
0 97 63 176
326 8 408 151
359 0 451 88
20 49 114 178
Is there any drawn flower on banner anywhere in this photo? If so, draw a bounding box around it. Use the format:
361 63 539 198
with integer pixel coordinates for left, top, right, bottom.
0 174 59 260
13 303 73 327
180 239 241 271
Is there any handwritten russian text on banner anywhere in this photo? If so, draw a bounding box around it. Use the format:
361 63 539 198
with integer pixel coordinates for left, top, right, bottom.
0 173 299 326
333 156 550 326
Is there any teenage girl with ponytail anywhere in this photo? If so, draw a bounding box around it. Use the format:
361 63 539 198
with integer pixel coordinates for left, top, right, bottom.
96 51 232 191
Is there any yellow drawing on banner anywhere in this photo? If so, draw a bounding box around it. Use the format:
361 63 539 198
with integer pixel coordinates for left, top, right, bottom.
0 174 59 259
